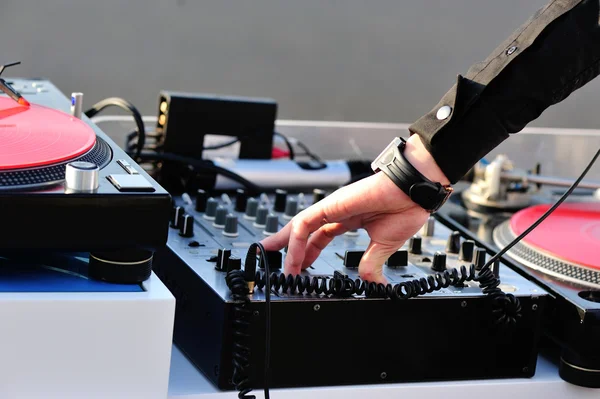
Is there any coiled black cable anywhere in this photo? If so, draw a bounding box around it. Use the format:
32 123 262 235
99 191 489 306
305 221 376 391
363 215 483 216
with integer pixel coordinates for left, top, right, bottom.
225 243 271 399
254 264 521 327
225 269 254 399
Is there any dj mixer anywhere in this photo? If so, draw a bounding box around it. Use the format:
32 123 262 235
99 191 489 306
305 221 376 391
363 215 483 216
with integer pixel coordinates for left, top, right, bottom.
153 189 548 389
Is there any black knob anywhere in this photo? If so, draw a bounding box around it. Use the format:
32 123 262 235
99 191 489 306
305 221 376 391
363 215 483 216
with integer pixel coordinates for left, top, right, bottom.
459 240 475 262
263 215 279 235
215 248 231 272
213 206 228 228
313 189 326 204
274 189 287 212
195 189 207 212
227 256 242 273
234 188 248 212
179 214 194 237
260 251 282 270
431 251 447 272
244 198 259 219
446 231 461 254
386 250 408 267
254 206 269 227
492 259 500 278
409 236 422 254
223 214 239 237
344 250 364 269
204 198 219 219
474 248 486 270
171 206 184 229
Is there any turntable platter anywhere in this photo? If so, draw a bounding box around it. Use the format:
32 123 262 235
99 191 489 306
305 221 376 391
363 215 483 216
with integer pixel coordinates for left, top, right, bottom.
0 97 96 170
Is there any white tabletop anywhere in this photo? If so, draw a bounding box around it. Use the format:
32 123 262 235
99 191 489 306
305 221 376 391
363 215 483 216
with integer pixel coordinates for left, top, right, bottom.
167 345 598 399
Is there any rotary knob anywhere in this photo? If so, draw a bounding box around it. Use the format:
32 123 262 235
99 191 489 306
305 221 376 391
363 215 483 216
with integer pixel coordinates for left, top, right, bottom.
313 189 326 203
446 231 461 254
253 206 269 228
283 198 298 219
171 206 184 229
215 248 231 272
234 188 248 212
422 216 435 237
386 250 408 268
431 251 447 272
474 248 487 270
223 214 239 237
227 256 242 272
65 161 99 192
274 189 287 212
408 236 422 254
195 189 207 212
244 198 259 219
263 215 279 235
204 198 219 220
213 206 228 228
459 240 475 262
179 214 194 237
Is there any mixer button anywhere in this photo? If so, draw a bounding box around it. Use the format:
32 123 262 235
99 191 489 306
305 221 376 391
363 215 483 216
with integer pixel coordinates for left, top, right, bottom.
459 240 475 262
408 235 422 254
263 215 280 235
283 198 299 219
215 248 231 272
274 189 288 212
422 216 435 237
244 198 259 219
195 189 207 212
445 231 461 254
171 206 184 229
312 189 326 203
213 206 228 228
253 206 269 227
223 214 239 237
344 250 364 269
431 251 447 272
234 188 248 212
204 198 219 220
386 250 408 267
179 214 195 237
474 248 487 270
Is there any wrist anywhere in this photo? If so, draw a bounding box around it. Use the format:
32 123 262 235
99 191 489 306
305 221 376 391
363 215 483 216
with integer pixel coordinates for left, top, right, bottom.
403 134 450 186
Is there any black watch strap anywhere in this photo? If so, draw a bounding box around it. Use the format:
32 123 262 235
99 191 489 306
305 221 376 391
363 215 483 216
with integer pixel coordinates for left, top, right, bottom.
371 137 453 213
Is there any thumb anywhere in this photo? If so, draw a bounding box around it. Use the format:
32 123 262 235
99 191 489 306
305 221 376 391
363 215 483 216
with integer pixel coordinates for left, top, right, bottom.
358 241 400 284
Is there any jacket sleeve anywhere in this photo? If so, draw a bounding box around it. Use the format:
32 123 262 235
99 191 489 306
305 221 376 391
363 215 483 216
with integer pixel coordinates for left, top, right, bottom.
409 0 600 183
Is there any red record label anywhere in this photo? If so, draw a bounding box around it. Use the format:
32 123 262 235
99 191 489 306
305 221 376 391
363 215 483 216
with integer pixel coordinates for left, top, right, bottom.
0 97 96 170
510 202 600 270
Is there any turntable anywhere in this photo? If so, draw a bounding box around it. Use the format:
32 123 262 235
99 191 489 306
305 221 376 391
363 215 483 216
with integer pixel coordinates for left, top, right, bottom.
437 156 600 388
0 76 171 282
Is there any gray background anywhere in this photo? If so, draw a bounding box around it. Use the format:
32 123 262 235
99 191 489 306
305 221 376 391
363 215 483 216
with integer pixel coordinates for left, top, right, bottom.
2 0 598 129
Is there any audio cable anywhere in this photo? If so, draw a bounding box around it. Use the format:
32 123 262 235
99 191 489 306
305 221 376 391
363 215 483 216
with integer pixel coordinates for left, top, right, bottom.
225 243 272 399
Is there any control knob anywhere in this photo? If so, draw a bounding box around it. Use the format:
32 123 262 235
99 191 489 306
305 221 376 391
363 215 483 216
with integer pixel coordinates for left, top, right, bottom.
244 198 259 219
274 189 287 212
179 214 194 237
459 240 475 262
408 236 422 254
234 188 248 212
431 251 447 272
223 214 239 237
446 231 461 254
195 189 207 212
253 206 269 228
422 216 435 237
213 206 228 228
283 198 298 219
171 206 184 229
263 215 279 235
474 248 487 270
65 161 99 192
204 198 219 220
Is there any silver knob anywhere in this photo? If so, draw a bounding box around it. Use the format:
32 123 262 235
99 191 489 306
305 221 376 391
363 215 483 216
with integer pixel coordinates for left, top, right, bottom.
422 216 435 237
65 161 98 192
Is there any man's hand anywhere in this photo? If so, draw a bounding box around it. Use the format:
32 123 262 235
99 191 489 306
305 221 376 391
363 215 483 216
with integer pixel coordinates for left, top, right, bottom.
260 135 450 283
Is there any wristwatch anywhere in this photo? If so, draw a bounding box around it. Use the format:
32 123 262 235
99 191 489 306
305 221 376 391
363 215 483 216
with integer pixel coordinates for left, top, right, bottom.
371 137 453 213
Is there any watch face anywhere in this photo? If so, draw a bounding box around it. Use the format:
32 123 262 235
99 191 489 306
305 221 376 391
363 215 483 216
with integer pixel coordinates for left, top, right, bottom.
409 182 445 212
